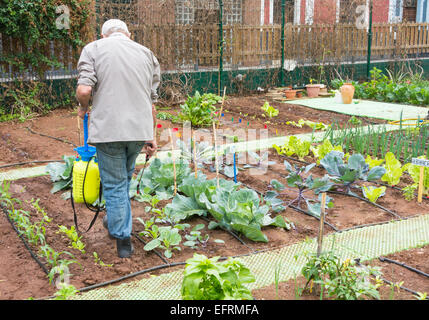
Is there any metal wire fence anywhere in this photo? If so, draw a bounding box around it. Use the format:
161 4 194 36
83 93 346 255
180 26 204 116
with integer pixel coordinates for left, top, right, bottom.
1 0 429 109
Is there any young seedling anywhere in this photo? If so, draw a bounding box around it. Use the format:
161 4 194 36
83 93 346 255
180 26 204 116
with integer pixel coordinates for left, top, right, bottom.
270 160 334 217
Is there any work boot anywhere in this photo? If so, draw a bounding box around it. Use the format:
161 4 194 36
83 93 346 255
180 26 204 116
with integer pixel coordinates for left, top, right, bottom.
116 237 134 258
103 215 115 240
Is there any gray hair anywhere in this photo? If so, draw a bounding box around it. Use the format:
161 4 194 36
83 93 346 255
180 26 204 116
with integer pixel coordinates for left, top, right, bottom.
101 19 130 37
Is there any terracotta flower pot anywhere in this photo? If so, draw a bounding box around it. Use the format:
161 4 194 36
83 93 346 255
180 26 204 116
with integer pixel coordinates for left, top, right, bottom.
340 83 355 104
284 89 297 99
306 84 320 98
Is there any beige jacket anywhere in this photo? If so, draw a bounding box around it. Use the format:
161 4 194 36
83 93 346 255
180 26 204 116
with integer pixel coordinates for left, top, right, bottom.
77 32 161 144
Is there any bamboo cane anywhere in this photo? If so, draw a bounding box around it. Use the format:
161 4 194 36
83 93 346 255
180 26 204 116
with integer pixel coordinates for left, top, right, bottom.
169 128 177 196
317 193 327 257
217 86 227 130
192 130 198 178
213 122 220 188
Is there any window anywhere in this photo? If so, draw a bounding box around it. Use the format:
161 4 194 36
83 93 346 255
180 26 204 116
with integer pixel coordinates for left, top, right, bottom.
403 0 417 22
175 0 242 25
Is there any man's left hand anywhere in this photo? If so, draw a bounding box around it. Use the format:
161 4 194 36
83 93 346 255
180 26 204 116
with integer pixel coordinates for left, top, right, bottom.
78 107 89 119
144 140 157 157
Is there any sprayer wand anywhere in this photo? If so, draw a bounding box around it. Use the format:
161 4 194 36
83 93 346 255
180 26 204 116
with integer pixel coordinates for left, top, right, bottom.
136 143 153 195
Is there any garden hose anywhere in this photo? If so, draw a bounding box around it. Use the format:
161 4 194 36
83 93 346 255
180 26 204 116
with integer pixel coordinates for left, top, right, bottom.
388 118 429 126
1 204 50 275
378 256 429 278
354 258 428 299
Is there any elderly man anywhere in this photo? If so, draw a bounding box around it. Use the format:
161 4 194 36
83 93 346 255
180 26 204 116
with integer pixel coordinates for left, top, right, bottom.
76 19 160 258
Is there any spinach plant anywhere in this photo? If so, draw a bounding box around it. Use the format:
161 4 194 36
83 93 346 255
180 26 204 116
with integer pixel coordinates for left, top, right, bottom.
179 91 220 127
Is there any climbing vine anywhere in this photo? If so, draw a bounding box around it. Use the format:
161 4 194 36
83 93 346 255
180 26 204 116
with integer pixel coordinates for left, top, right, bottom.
0 0 94 77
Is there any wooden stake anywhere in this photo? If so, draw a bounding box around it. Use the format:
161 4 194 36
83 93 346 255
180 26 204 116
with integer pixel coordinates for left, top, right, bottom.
192 129 198 178
169 129 177 196
213 122 220 188
317 193 327 257
217 86 227 130
418 166 424 203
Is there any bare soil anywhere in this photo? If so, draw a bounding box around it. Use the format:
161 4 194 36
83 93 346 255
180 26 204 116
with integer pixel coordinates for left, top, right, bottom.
0 94 427 300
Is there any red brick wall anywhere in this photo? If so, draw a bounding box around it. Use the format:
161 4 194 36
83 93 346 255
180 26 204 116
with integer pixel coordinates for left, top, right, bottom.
372 0 390 23
313 0 337 24
301 0 306 23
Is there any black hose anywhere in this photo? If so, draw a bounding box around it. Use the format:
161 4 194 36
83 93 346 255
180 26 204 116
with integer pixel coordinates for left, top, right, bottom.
355 258 428 300
26 127 77 147
1 205 50 275
199 215 255 253
131 232 170 265
0 159 63 169
326 190 403 219
378 256 429 278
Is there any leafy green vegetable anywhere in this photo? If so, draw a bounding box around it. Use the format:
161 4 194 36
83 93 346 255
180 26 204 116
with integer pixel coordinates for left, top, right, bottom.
200 188 289 242
45 155 75 194
181 253 255 300
381 152 405 186
261 101 279 118
320 151 386 195
280 160 334 217
286 119 330 131
134 154 191 200
273 136 311 160
362 186 386 203
311 139 344 165
143 225 182 259
403 156 429 197
365 155 384 169
178 91 220 127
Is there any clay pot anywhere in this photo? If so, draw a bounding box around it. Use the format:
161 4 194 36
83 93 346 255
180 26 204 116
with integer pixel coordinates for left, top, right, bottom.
296 91 303 98
340 83 355 104
284 89 297 99
306 84 320 98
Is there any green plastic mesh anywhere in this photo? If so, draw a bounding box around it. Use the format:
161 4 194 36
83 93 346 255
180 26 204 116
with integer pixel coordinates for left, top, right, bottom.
282 98 429 121
72 214 429 300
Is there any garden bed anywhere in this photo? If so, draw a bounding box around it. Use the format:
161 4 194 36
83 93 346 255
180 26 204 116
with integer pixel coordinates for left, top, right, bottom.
0 95 427 300
0 94 382 169
1 146 428 300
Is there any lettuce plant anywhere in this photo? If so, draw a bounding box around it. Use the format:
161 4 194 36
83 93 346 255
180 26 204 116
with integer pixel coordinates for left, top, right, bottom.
261 101 279 118
181 253 255 300
365 155 384 169
380 152 406 186
362 186 386 203
273 136 311 160
311 139 344 165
